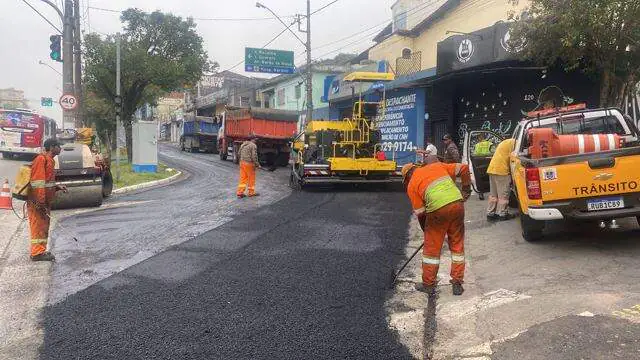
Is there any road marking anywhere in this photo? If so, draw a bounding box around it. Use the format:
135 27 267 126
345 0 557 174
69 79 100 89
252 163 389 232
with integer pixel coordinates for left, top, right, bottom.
438 289 531 321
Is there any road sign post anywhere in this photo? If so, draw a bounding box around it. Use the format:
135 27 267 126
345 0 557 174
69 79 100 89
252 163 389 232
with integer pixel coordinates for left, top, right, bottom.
59 94 78 111
244 48 295 75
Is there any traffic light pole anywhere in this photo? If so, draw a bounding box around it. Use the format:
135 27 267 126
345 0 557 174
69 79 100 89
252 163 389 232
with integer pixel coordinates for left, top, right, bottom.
73 0 83 127
62 0 74 130
115 33 121 183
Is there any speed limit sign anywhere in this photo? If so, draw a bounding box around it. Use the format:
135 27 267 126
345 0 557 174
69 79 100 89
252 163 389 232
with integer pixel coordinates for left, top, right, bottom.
59 94 78 111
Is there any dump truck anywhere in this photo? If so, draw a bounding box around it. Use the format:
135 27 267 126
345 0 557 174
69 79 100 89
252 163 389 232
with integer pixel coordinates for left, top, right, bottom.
180 115 220 153
218 107 298 166
289 71 403 189
52 128 113 209
464 104 640 241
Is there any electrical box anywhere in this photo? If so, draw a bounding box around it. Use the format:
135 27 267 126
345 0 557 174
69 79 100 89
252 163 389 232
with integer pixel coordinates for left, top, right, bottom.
132 121 158 173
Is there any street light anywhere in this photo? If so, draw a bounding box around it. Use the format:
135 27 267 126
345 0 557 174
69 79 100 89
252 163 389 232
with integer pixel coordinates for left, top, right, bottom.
39 60 62 76
256 1 313 124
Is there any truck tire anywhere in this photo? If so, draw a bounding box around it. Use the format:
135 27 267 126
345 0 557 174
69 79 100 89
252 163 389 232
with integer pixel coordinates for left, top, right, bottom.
220 150 227 161
232 144 240 164
520 213 544 242
276 152 290 167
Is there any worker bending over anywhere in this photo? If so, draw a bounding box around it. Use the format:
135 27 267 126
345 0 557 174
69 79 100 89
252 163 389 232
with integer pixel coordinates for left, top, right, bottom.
486 139 516 221
402 155 471 296
28 139 67 261
237 137 260 198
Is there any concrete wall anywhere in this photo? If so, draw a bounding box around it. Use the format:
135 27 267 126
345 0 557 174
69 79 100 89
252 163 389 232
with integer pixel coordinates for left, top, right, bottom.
369 0 529 71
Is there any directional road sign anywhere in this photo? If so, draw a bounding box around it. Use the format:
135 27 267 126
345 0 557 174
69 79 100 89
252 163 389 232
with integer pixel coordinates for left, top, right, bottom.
41 97 53 107
59 94 78 111
245 48 295 74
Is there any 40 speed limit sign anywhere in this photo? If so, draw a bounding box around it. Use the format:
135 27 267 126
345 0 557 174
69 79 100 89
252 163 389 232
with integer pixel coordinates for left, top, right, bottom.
59 94 78 111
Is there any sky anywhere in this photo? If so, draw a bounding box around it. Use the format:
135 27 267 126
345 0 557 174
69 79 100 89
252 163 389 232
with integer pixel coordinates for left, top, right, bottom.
1 0 393 126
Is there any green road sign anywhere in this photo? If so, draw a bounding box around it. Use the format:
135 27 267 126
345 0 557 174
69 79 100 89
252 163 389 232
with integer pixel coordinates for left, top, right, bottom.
41 97 53 107
245 48 295 74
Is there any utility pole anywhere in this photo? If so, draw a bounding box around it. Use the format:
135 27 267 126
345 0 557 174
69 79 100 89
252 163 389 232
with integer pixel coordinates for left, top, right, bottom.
115 33 121 182
73 0 83 127
305 0 313 125
62 0 74 130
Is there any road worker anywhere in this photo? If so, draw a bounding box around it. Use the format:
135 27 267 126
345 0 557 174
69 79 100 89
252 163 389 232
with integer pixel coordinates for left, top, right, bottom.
473 134 493 156
28 138 67 261
442 134 461 163
402 155 471 296
237 137 260 198
486 138 516 221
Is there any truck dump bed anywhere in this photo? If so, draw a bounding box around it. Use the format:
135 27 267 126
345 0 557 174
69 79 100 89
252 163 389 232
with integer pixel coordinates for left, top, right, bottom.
183 116 220 136
225 108 298 140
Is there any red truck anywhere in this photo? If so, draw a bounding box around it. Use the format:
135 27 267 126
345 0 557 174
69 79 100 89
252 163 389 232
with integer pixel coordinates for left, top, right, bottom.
218 107 299 167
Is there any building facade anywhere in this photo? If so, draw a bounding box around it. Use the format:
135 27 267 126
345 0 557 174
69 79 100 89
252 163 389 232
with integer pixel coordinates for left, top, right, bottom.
0 88 28 110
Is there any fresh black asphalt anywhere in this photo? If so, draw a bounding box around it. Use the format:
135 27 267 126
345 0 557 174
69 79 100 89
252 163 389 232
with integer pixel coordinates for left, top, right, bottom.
40 186 415 359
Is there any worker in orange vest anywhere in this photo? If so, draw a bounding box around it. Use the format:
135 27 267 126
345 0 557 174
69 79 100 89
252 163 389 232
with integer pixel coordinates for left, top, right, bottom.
28 139 67 261
237 137 260 198
402 155 471 296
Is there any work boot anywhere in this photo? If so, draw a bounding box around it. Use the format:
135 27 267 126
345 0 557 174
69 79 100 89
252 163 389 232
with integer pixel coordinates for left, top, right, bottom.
31 251 55 262
496 213 516 221
452 283 464 296
414 283 437 296
486 213 499 221
248 193 260 197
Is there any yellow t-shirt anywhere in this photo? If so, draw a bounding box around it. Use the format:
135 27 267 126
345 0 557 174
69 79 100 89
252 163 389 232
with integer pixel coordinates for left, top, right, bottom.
487 139 515 176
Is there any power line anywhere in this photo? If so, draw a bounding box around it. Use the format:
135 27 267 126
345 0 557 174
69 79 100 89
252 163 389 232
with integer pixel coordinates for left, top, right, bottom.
87 6 296 21
21 0 62 34
311 0 443 60
310 0 339 16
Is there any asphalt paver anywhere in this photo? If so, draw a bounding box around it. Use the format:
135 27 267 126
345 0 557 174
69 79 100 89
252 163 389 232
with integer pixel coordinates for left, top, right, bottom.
41 186 414 359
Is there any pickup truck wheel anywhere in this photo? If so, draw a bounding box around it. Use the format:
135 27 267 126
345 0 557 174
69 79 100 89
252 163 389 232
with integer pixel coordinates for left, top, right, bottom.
520 213 544 242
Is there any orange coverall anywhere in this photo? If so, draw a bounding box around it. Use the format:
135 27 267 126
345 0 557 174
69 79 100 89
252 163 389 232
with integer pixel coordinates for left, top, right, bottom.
237 141 259 196
27 152 57 257
406 162 471 286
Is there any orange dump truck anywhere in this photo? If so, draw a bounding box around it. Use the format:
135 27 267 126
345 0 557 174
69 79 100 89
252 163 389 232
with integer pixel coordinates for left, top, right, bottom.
218 107 299 167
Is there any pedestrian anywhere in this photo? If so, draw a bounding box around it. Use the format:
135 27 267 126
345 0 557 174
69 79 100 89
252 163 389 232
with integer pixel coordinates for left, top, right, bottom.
442 134 461 163
237 137 260 198
473 134 493 156
486 138 516 221
28 138 67 261
402 155 472 296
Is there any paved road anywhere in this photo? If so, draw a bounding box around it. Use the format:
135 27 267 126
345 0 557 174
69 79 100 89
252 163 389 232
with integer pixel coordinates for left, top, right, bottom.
41 166 413 358
47 143 291 304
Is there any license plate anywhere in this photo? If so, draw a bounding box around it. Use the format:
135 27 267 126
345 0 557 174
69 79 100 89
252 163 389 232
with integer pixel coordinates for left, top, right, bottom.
587 197 625 211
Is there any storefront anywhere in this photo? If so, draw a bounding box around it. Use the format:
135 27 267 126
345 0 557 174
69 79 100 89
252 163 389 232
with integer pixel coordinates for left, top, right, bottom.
423 22 600 148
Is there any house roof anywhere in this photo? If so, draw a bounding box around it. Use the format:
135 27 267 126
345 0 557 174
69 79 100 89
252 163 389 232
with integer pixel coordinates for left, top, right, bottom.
372 23 393 43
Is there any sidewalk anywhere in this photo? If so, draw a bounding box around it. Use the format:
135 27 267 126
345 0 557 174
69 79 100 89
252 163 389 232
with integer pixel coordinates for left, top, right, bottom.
0 207 50 359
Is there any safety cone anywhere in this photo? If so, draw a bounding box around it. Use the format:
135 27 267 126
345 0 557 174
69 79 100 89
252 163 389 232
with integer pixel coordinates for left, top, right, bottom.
0 179 11 210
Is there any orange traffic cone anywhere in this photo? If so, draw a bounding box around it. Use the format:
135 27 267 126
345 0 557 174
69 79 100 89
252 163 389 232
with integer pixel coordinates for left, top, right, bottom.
0 179 11 210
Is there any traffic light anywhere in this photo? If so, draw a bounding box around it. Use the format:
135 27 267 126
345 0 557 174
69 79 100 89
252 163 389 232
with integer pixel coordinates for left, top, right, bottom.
114 96 122 116
49 35 62 62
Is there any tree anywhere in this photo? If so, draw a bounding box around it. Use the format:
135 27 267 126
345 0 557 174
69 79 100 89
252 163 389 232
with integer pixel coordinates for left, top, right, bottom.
84 91 116 159
83 9 216 162
509 0 640 107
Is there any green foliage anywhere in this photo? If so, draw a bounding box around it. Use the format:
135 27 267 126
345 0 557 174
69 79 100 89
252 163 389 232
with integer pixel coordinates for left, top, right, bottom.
83 9 217 161
509 0 640 107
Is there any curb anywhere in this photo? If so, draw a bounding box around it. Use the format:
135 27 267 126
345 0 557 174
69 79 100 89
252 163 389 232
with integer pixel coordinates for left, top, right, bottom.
112 170 183 195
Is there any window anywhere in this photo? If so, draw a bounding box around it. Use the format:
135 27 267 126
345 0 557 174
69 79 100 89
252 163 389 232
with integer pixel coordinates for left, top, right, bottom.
295 85 302 99
240 97 250 107
277 89 285 106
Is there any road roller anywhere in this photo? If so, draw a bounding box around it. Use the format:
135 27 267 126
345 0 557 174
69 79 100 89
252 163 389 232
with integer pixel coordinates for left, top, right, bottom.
51 130 113 209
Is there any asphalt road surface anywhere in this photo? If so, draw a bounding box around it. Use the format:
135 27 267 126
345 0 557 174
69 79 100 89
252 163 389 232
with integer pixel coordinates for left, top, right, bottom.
40 153 414 359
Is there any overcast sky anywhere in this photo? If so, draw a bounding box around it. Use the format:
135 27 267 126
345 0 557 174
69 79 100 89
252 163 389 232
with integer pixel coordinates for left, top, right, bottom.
1 0 392 125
